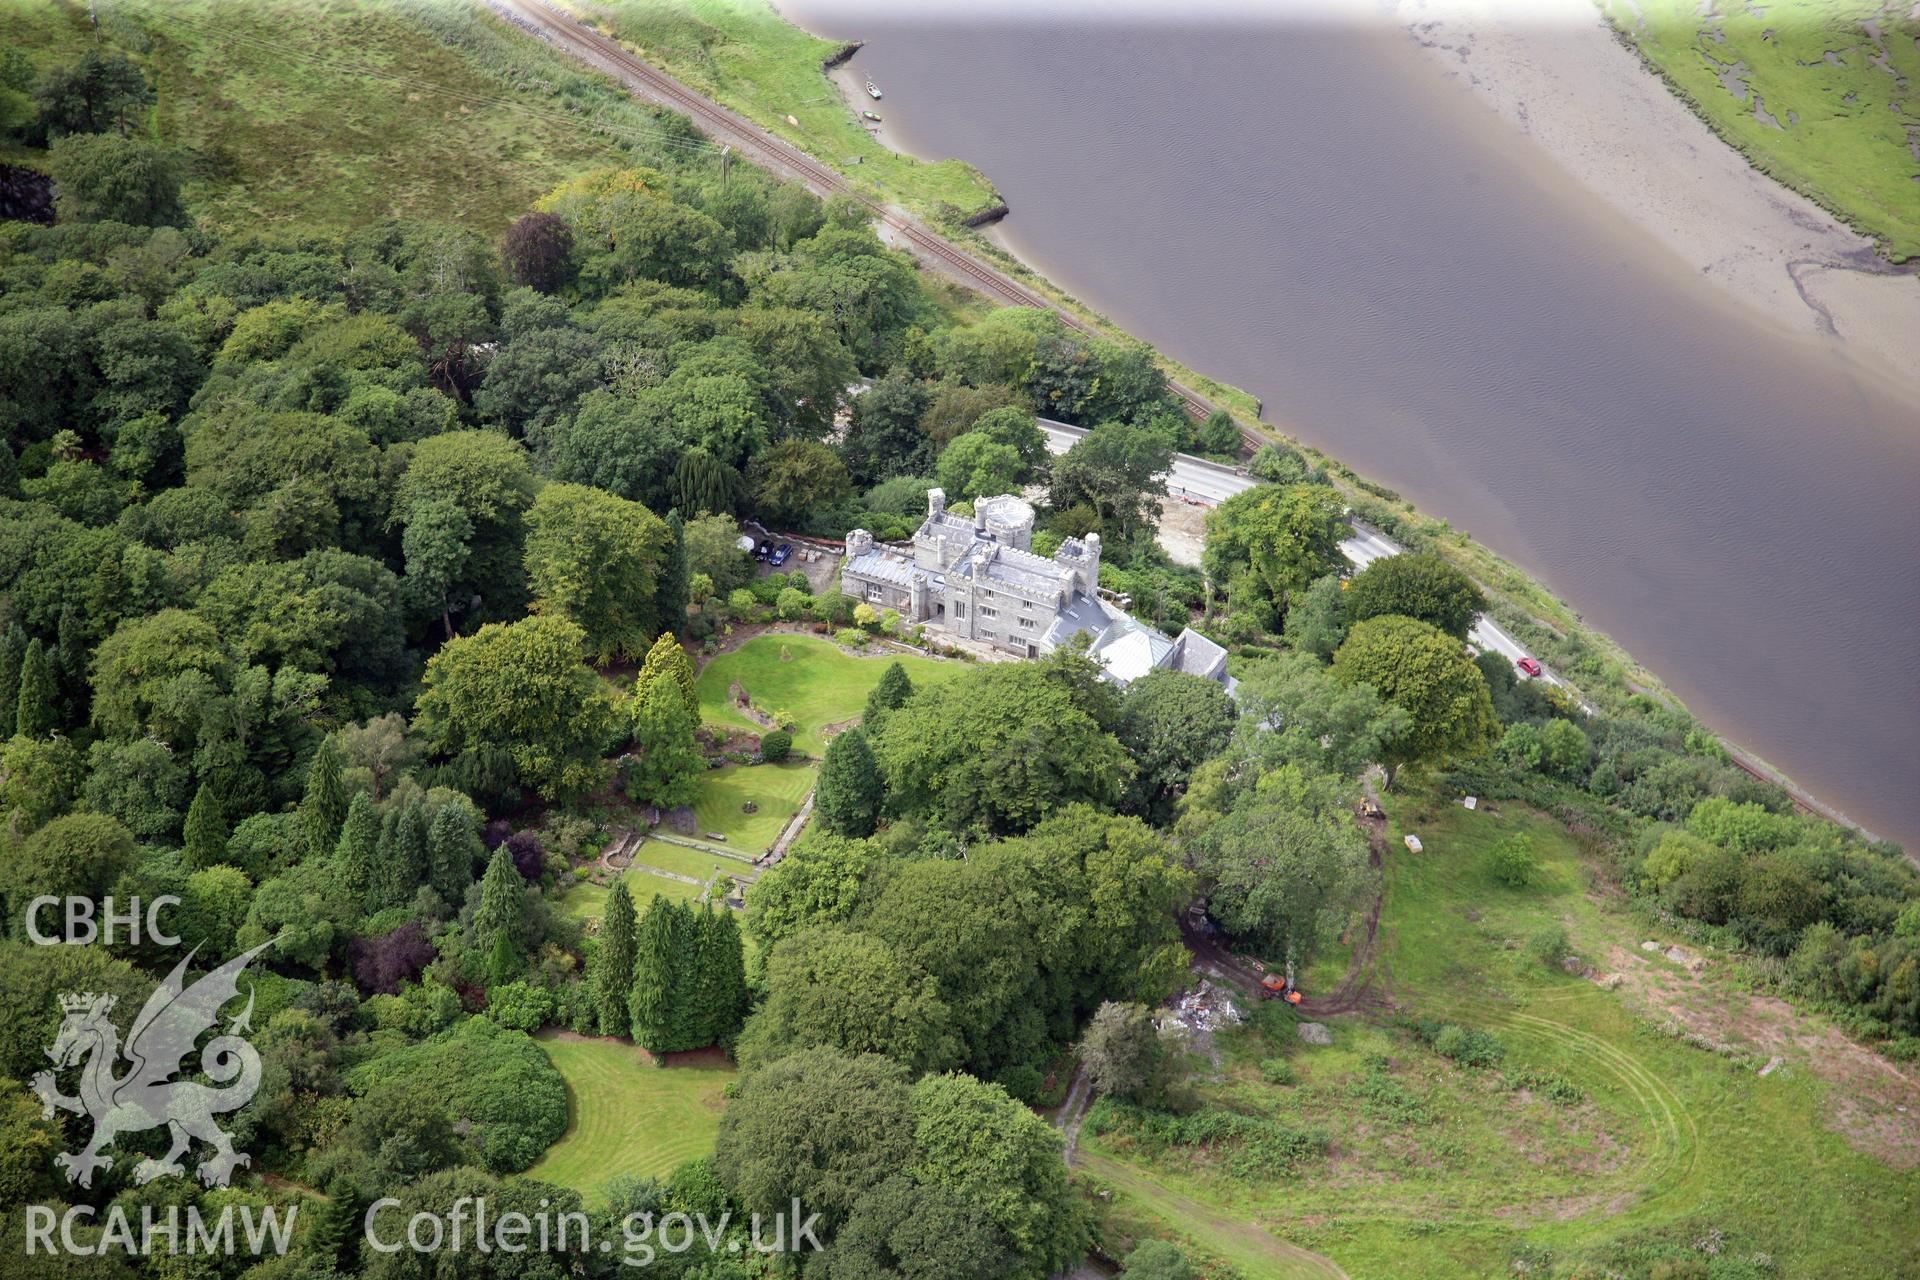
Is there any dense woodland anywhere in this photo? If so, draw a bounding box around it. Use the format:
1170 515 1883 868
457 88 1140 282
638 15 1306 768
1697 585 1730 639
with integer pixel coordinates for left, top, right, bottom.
0 33 1915 1280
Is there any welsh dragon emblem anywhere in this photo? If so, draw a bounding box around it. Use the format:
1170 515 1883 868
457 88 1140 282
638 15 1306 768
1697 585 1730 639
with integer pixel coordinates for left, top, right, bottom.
31 942 271 1190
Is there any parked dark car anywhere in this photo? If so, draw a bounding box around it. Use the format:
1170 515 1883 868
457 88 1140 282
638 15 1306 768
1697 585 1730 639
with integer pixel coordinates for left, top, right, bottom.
769 543 793 567
754 540 773 560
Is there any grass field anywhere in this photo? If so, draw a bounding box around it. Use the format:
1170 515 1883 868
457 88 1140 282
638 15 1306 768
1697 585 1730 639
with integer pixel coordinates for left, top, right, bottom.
1083 796 1920 1278
1 0 691 234
692 760 817 852
569 0 998 217
524 1033 734 1204
1603 0 1920 261
557 864 709 920
693 633 960 754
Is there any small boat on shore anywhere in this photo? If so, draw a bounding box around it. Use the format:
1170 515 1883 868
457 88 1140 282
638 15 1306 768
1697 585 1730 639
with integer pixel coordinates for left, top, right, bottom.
866 79 882 100
862 110 882 122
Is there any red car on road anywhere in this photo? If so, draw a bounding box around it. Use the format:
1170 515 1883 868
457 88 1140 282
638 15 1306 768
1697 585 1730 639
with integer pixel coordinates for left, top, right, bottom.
1516 657 1543 678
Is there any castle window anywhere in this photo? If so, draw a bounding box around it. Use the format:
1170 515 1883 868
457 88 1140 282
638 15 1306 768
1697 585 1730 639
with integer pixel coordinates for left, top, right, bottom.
979 605 998 619
866 584 885 602
1018 617 1036 631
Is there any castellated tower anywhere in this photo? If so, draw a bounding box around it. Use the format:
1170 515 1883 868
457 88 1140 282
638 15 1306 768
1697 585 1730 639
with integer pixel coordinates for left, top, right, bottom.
973 494 1035 551
1054 531 1102 595
846 528 874 558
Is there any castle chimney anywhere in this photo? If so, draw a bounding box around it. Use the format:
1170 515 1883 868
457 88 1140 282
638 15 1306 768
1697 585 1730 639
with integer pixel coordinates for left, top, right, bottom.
847 528 873 558
927 487 945 517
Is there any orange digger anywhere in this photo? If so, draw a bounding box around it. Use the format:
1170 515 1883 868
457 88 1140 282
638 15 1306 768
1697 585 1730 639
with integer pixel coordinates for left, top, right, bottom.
1262 974 1303 1005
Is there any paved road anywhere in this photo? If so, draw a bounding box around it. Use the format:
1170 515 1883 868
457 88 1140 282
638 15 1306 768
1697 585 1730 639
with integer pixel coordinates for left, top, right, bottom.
1038 418 1586 705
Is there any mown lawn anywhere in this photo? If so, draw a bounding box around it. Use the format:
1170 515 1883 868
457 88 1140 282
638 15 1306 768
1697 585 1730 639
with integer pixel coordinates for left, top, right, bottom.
557 865 708 920
691 760 817 853
1603 0 1920 260
1082 794 1920 1278
693 633 960 754
578 0 999 216
524 1033 734 1204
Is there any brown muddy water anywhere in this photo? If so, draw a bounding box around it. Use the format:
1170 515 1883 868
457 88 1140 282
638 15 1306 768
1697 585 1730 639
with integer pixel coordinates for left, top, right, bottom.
783 6 1920 849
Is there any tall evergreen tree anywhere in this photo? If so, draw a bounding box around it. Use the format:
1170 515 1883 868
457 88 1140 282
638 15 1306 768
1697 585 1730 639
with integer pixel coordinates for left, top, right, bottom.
300 738 349 859
594 878 638 1036
667 901 706 1051
386 797 430 906
654 510 690 638
181 781 228 870
473 845 524 952
54 604 88 724
14 638 56 738
634 631 697 712
863 661 913 730
301 1178 358 1274
0 625 25 733
427 801 479 907
816 727 884 837
373 804 402 909
696 905 749 1047
626 679 704 810
336 791 380 910
629 893 677 1056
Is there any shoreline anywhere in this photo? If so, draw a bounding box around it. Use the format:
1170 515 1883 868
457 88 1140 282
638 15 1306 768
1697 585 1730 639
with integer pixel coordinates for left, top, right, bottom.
1393 0 1920 395
735 4 1909 851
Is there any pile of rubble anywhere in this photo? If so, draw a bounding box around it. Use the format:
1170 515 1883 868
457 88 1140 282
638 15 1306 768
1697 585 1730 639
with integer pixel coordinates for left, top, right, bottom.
1165 980 1245 1034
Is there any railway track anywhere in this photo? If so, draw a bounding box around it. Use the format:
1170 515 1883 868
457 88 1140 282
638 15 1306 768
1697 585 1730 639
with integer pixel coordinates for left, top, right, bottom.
497 0 1227 424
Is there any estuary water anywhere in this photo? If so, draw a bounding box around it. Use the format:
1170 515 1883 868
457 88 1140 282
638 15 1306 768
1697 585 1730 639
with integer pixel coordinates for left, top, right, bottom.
782 5 1920 848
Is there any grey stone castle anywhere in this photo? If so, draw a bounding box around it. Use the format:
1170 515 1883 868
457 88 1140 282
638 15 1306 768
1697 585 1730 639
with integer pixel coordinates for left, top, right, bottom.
840 489 1228 687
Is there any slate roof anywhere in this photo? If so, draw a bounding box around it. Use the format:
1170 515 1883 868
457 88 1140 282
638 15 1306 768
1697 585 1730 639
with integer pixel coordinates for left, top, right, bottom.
843 548 920 587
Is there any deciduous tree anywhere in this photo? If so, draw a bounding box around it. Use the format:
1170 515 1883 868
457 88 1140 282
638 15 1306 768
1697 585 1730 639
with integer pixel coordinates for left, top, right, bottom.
414 615 616 803
523 482 669 663
1342 551 1486 641
1331 616 1498 784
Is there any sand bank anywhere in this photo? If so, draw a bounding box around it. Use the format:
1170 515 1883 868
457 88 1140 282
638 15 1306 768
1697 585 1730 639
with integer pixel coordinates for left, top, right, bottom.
1396 0 1920 392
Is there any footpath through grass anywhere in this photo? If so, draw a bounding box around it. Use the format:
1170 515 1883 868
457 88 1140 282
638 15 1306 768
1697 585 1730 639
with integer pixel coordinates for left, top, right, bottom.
1603 0 1920 260
525 1033 734 1204
1083 796 1920 1278
692 632 959 754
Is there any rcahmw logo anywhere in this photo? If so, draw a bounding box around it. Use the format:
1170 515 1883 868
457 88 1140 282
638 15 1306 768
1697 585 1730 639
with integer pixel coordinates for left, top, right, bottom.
24 939 298 1259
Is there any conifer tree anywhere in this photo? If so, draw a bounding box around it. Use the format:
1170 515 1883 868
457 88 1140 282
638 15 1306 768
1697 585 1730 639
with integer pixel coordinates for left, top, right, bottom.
0 625 24 733
594 878 638 1036
655 510 690 638
696 905 748 1047
486 930 520 985
386 797 430 906
863 660 913 729
373 804 402 909
667 901 705 1051
427 801 479 907
816 727 884 837
54 605 87 723
629 893 677 1056
181 780 228 870
626 679 704 810
300 738 348 859
335 791 380 909
14 638 56 738
301 1178 358 1274
634 630 697 712
473 844 524 951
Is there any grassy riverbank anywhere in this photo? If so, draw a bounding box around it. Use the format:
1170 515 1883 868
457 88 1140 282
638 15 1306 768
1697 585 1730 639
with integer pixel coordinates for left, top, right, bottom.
567 0 1000 215
1600 0 1920 262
